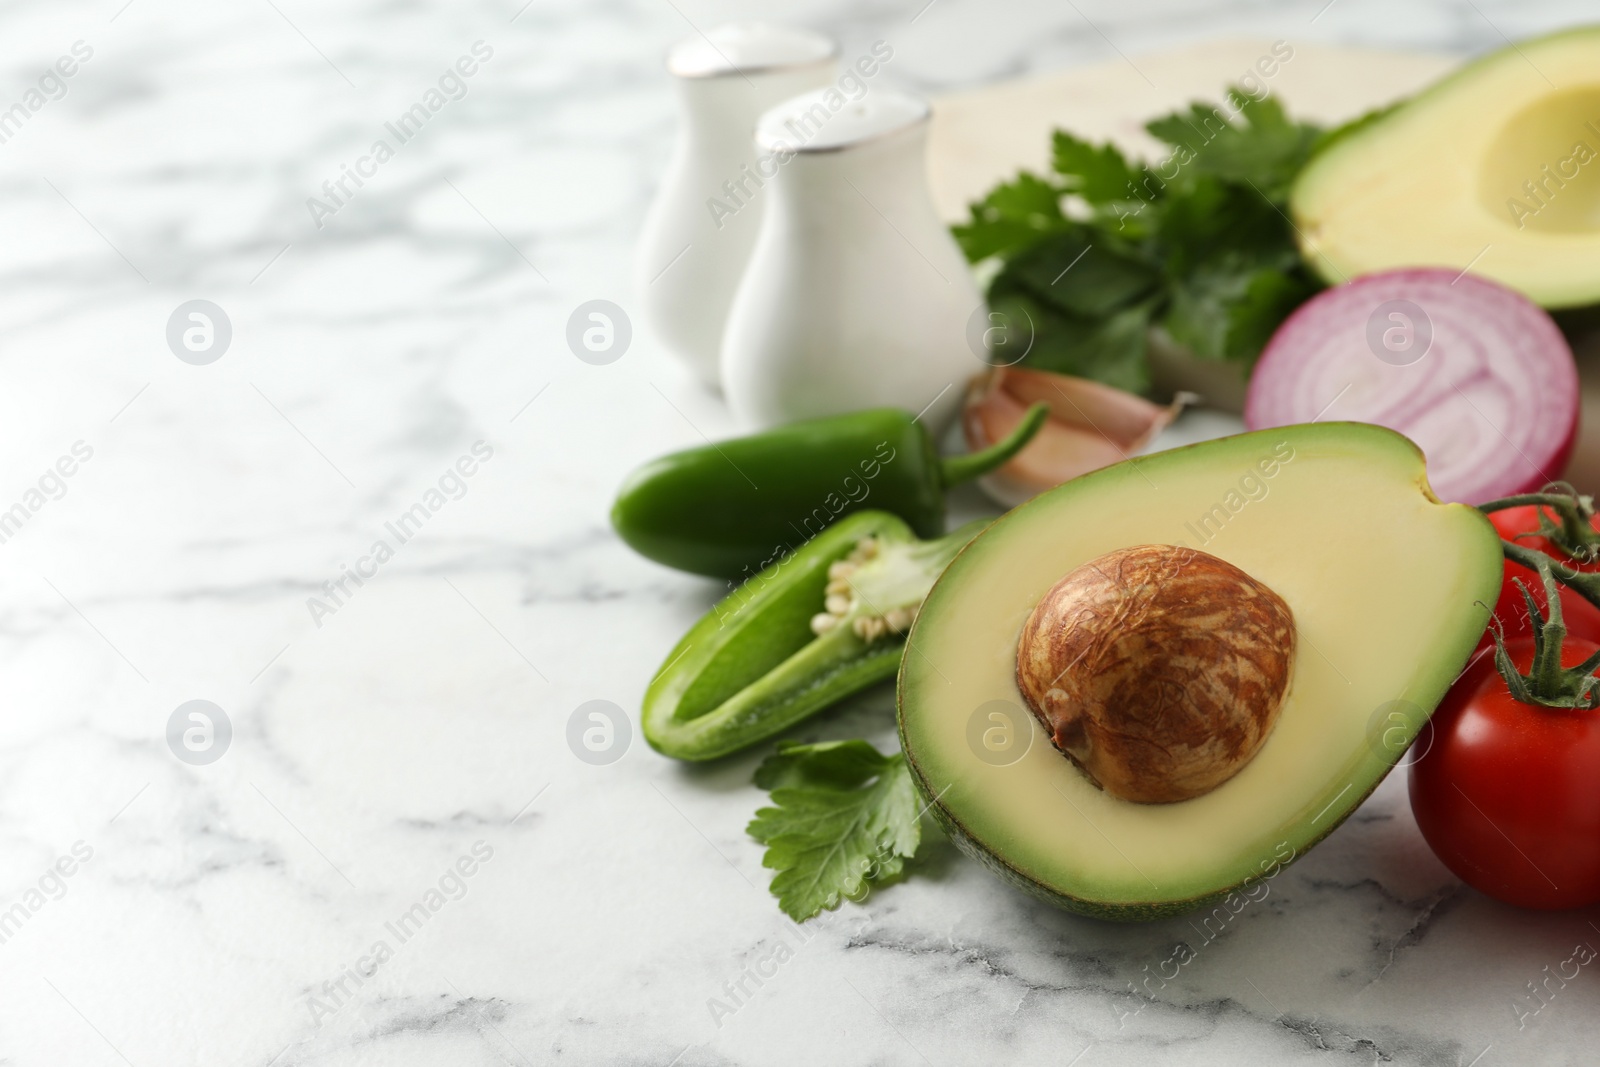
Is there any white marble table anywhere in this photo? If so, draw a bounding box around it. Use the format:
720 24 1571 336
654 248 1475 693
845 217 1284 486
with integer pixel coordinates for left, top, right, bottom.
3 0 1599 1064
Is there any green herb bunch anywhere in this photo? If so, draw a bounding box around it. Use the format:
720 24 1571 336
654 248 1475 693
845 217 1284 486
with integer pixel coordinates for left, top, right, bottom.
953 88 1330 393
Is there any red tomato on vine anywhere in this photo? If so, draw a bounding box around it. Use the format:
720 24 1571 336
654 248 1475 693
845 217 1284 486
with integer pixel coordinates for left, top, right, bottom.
1410 635 1600 909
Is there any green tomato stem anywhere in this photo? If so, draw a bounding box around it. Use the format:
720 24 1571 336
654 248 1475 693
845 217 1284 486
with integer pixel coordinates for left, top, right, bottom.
1527 560 1568 695
1477 492 1582 511
1492 550 1600 710
1501 539 1600 612
1478 489 1600 563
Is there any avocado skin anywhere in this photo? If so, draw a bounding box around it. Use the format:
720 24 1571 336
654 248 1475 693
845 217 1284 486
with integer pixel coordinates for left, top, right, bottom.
898 722 1379 922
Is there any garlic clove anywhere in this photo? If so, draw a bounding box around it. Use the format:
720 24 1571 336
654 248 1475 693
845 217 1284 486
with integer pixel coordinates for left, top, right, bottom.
963 367 1189 507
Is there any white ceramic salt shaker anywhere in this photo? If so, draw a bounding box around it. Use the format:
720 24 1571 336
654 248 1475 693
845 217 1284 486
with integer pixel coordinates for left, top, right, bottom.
634 24 839 390
720 88 981 434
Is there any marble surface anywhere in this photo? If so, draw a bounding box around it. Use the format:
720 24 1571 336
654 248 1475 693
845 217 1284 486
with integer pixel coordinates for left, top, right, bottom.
3 0 1600 1064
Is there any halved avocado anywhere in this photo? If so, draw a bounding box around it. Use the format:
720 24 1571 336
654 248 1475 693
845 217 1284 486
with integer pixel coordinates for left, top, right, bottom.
1292 25 1600 308
896 423 1502 920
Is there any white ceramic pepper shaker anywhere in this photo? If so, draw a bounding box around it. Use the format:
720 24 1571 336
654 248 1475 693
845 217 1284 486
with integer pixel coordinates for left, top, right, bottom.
720 88 980 434
634 24 839 390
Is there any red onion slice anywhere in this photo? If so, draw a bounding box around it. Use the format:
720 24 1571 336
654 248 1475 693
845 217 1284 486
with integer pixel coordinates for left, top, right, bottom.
1244 268 1579 504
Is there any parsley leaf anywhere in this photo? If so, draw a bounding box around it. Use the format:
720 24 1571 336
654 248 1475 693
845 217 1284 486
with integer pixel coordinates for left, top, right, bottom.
747 740 922 922
956 86 1331 387
1051 130 1144 205
1164 255 1316 361
986 292 1156 394
1145 91 1319 205
997 229 1161 319
952 171 1071 261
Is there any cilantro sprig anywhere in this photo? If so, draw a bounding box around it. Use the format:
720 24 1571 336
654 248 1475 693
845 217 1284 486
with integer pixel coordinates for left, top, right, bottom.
953 88 1328 392
747 740 922 922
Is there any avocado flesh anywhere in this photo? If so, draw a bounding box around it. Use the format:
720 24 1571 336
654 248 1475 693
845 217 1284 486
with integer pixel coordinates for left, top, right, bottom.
896 423 1503 920
1291 25 1600 308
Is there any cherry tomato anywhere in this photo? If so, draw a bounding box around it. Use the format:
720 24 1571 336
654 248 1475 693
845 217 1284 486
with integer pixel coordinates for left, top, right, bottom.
1478 505 1600 651
1409 636 1600 909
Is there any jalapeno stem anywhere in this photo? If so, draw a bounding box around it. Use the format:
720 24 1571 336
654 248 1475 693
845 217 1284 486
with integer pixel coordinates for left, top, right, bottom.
938 402 1049 488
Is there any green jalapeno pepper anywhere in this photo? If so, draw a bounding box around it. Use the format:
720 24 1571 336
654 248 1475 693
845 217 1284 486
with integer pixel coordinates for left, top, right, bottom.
612 404 1046 581
642 510 988 761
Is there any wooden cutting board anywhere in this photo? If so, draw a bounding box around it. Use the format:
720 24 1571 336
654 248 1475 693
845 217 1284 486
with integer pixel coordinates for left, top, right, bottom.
927 39 1600 494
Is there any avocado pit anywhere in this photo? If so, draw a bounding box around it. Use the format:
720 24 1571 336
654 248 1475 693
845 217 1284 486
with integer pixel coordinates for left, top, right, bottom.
1015 544 1296 804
